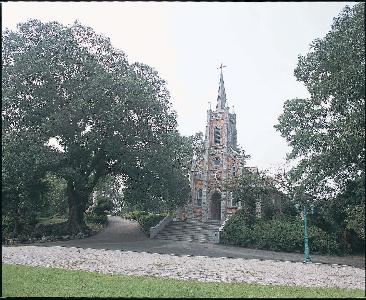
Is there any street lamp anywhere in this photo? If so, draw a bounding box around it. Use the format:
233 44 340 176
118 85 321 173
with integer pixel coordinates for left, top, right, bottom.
295 202 314 263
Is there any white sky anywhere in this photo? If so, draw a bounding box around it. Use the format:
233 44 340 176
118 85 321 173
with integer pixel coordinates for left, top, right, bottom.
2 1 356 172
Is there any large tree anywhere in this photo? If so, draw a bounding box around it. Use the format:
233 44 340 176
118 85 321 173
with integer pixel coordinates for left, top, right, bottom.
274 4 364 243
2 19 190 234
274 3 365 199
122 130 192 213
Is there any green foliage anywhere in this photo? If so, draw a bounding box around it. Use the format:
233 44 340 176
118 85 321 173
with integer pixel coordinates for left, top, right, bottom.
2 215 37 239
123 210 150 221
122 210 165 234
274 3 365 197
221 211 341 255
306 175 365 253
85 213 108 226
345 205 365 241
226 169 290 225
33 222 69 238
137 214 166 235
2 133 52 236
91 175 124 215
92 197 114 215
40 174 68 218
122 131 192 213
37 217 68 225
3 264 364 298
2 19 190 234
84 196 113 226
273 3 365 255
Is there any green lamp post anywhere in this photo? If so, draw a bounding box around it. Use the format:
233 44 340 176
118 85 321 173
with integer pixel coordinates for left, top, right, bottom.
295 203 313 263
303 205 311 263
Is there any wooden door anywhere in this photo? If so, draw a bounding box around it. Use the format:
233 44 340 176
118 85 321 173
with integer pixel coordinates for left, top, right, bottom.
211 191 221 220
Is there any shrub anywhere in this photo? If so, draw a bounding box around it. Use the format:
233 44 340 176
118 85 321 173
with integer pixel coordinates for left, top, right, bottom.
33 222 68 238
118 210 166 235
2 215 16 237
220 210 252 246
308 227 341 255
92 197 114 215
85 213 108 225
85 197 112 227
123 210 149 222
137 214 166 235
2 214 39 239
220 210 341 255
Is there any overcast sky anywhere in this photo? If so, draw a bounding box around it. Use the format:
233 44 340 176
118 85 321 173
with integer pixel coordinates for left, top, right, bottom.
2 1 356 172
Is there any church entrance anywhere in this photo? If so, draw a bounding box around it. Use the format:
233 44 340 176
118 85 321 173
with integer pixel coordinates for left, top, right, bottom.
210 191 221 220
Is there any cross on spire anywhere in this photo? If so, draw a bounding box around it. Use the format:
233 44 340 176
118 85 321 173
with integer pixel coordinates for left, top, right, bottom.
217 63 227 73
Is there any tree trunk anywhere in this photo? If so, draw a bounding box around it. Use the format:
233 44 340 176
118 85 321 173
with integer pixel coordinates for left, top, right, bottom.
67 181 88 234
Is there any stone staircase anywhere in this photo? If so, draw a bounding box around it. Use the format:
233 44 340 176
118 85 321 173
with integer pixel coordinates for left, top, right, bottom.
154 218 221 243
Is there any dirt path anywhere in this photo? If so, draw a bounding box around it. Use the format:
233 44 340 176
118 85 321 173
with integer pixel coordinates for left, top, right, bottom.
32 216 365 269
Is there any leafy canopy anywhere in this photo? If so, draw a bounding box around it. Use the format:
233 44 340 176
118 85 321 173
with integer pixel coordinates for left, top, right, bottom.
2 19 191 232
274 3 365 199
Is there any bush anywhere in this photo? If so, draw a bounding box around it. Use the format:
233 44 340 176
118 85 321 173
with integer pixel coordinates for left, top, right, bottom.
122 210 149 221
2 214 39 239
138 214 166 234
118 210 166 235
220 211 342 255
85 213 108 225
2 215 16 237
33 222 68 238
85 197 112 227
92 197 114 215
308 227 341 255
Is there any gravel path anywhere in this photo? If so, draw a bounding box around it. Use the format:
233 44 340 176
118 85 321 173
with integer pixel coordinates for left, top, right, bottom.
3 246 364 290
35 217 365 269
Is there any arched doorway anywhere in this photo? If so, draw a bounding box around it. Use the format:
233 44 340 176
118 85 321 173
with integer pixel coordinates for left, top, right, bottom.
210 191 221 220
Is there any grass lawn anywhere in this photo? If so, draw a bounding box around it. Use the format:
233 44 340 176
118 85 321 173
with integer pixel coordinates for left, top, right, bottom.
37 216 68 225
36 216 104 234
2 264 364 298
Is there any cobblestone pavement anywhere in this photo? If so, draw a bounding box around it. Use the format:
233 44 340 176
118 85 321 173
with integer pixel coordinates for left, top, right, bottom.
2 246 364 290
33 217 365 270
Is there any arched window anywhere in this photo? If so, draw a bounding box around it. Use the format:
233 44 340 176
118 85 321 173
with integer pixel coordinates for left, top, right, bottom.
213 157 220 166
197 189 202 206
214 126 221 144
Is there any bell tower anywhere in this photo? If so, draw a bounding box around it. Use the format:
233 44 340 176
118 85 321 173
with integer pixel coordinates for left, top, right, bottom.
191 64 244 222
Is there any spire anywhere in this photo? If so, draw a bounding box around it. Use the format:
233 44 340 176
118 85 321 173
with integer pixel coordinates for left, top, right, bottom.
216 63 227 110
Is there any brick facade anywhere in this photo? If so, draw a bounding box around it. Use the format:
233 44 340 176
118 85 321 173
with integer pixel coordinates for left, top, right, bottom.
190 68 245 222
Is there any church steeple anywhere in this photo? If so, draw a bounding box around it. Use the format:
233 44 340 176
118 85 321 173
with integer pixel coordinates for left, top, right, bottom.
216 63 227 110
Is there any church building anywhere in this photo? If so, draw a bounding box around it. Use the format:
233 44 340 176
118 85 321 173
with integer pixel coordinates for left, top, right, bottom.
190 66 245 222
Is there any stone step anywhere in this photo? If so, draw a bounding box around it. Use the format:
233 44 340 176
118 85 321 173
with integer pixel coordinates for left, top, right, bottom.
159 233 215 239
182 221 221 226
167 224 220 229
163 227 219 231
166 223 220 229
164 228 219 233
164 229 218 234
168 227 219 231
156 231 214 236
154 218 219 244
155 235 215 243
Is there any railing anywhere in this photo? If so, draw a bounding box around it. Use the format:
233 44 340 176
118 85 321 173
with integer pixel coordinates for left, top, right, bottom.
214 215 231 243
149 214 173 238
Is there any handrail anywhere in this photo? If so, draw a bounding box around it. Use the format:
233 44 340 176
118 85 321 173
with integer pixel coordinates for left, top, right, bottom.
149 214 173 238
